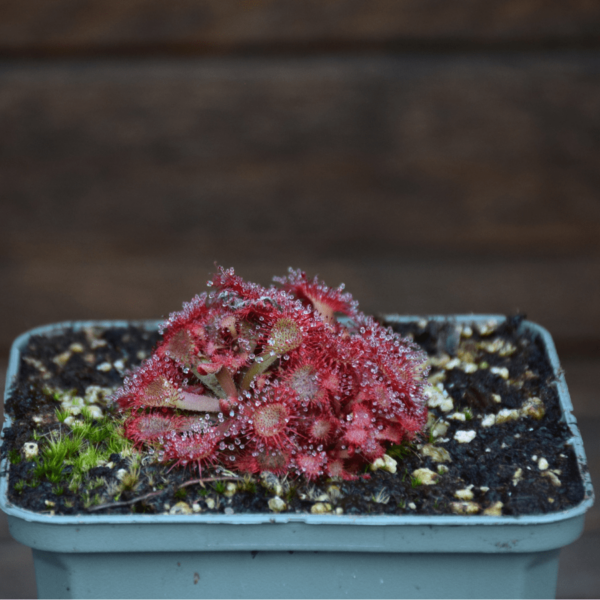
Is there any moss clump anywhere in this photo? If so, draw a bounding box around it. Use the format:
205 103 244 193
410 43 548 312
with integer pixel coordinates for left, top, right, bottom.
8 449 21 465
31 407 133 494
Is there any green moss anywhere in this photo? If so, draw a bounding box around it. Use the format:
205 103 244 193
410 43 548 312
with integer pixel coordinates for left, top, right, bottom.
410 476 423 488
284 483 297 502
90 477 105 489
34 435 72 483
55 408 70 423
387 441 414 461
213 480 226 495
27 410 133 498
118 466 141 492
8 449 21 465
174 488 187 501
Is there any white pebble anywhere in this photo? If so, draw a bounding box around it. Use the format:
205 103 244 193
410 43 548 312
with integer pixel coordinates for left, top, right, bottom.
538 458 549 471
96 362 112 372
521 397 545 420
428 371 446 386
115 469 128 481
371 454 398 474
496 409 520 424
412 468 438 485
454 430 476 444
268 497 287 512
454 488 474 500
440 397 454 413
310 502 332 514
408 502 417 510
22 442 38 460
425 387 454 413
512 468 523 486
449 412 466 422
481 414 496 428
327 485 342 501
483 501 503 516
542 472 561 487
451 501 480 515
52 351 72 367
480 339 505 354
205 497 216 509
421 444 451 463
431 420 449 438
492 394 502 403
445 358 460 370
224 482 238 497
490 366 509 380
425 387 446 408
84 385 113 406
428 355 450 369
85 405 103 419
477 320 498 336
169 502 192 515
113 359 126 372
260 472 284 496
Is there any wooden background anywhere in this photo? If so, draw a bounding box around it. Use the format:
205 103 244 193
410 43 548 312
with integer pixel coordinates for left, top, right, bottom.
0 2 599 597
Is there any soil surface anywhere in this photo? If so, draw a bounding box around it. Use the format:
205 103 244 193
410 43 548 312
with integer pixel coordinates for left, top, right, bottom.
1 317 585 517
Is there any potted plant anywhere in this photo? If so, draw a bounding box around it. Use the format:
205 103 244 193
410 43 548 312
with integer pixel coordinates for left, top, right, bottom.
1 267 594 599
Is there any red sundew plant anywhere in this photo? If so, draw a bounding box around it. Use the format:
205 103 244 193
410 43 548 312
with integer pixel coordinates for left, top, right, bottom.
113 267 430 480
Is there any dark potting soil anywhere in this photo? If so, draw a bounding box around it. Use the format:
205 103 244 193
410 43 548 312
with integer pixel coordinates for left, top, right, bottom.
1 317 585 517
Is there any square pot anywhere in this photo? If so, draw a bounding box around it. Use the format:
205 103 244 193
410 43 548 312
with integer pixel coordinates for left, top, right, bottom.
1 316 594 599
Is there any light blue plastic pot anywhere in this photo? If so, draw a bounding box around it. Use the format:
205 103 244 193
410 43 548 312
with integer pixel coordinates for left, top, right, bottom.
1 317 594 599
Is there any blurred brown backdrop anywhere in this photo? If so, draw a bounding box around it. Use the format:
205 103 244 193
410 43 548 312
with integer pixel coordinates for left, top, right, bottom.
1 1 599 598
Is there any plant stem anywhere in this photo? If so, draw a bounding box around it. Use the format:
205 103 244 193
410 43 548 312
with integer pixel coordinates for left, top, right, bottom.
173 392 221 412
240 353 278 390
